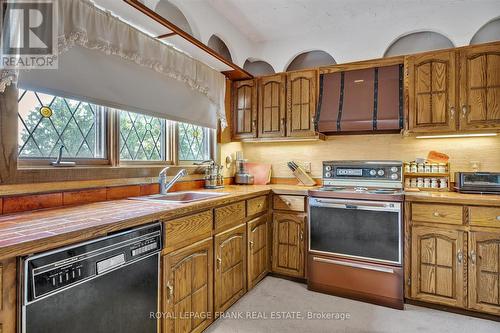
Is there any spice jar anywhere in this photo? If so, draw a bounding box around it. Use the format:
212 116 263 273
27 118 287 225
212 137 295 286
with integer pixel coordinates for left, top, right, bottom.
410 178 417 188
439 178 448 189
417 177 424 188
417 163 425 173
424 163 431 173
410 162 418 173
431 163 439 173
404 164 411 173
431 178 439 188
423 178 431 188
438 163 447 174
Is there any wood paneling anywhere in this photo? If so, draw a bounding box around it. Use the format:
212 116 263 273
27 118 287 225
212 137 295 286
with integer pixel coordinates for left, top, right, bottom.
410 226 465 308
258 74 286 138
273 195 306 212
459 43 500 130
468 231 500 315
247 215 269 289
164 211 213 253
411 203 463 225
214 201 246 233
246 195 268 217
232 80 257 139
0 258 16 333
162 238 213 333
286 70 318 137
0 86 18 185
469 207 500 228
407 50 457 132
214 223 247 313
272 212 305 278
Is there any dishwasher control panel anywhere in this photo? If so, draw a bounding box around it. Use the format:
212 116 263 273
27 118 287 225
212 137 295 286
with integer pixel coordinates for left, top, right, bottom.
23 223 162 302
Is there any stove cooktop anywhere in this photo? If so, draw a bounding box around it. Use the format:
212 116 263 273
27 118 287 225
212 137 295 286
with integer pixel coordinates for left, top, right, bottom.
310 186 404 201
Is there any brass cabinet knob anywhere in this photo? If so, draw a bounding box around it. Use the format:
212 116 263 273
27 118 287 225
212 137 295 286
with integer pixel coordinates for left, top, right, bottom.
457 249 463 264
496 215 500 221
433 211 441 217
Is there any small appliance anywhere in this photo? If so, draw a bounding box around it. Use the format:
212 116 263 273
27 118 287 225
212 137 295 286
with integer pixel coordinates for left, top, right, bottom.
454 172 500 194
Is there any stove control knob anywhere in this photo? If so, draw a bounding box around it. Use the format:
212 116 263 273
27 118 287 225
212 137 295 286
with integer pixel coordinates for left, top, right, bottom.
377 169 385 176
325 172 332 178
391 173 398 180
325 166 332 171
369 169 377 176
390 167 399 173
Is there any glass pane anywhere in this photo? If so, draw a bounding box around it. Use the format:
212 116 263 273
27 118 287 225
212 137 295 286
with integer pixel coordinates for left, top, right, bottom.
119 111 164 161
17 89 106 159
177 122 212 162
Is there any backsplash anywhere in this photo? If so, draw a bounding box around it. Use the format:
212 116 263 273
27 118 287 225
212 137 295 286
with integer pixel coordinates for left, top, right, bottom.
231 134 500 178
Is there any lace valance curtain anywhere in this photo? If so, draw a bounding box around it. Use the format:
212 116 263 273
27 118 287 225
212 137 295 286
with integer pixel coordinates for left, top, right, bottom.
0 0 226 129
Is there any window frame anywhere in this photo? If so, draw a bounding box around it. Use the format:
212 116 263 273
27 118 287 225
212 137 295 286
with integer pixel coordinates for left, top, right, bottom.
16 88 216 169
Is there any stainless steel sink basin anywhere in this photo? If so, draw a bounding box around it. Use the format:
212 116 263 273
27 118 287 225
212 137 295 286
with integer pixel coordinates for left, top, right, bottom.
131 191 229 203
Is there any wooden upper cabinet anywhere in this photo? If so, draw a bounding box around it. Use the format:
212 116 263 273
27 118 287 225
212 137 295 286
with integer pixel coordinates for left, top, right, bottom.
286 70 318 137
410 226 465 308
408 50 457 132
247 215 269 289
468 231 500 315
214 224 247 313
272 212 306 278
232 79 257 139
162 238 213 333
258 74 286 138
459 43 500 131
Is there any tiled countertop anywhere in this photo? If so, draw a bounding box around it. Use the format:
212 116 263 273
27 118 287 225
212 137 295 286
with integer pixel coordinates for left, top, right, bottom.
404 191 500 206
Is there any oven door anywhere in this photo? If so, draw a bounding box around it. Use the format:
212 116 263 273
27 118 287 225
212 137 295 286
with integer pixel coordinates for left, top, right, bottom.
309 197 402 265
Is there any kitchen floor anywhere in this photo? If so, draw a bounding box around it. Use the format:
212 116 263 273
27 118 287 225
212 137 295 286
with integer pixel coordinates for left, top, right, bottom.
206 277 500 333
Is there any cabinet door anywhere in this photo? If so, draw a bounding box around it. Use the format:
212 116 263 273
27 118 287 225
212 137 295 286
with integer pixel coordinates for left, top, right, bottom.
459 43 500 130
258 74 286 138
214 224 247 313
407 50 457 132
272 212 305 278
468 231 500 315
162 238 213 333
410 226 465 308
286 70 317 137
232 79 257 139
247 215 269 289
0 258 16 333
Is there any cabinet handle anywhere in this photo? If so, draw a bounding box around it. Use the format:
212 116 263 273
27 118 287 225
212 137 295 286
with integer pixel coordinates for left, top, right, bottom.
166 281 174 304
249 240 254 249
281 118 285 127
461 105 468 118
300 230 304 241
457 249 463 264
216 257 222 270
450 106 455 119
252 119 257 130
496 215 500 221
433 211 441 217
285 201 291 206
469 250 476 264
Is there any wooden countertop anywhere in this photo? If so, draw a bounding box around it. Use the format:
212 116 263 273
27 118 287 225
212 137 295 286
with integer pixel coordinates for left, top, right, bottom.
405 191 500 206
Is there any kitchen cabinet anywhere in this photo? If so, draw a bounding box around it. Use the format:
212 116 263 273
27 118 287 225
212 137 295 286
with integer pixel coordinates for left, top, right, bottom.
468 231 500 316
286 69 318 137
407 50 457 132
410 226 465 308
0 258 16 333
214 223 247 313
459 43 500 131
247 215 270 289
232 79 257 139
272 212 306 278
162 238 213 333
258 74 286 138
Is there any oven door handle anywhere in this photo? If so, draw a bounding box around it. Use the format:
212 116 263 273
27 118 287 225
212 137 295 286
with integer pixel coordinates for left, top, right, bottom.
312 257 395 274
310 199 399 211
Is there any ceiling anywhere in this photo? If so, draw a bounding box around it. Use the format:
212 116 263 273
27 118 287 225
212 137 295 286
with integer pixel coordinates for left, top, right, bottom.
206 0 499 43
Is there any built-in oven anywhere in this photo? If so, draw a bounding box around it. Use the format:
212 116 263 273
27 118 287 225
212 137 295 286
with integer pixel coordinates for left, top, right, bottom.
309 197 402 265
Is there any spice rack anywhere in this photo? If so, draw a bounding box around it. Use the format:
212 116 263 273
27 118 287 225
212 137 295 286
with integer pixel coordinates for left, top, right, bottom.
403 161 451 192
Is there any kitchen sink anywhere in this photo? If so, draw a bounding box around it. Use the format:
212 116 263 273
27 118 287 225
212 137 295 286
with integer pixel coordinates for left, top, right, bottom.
131 191 229 203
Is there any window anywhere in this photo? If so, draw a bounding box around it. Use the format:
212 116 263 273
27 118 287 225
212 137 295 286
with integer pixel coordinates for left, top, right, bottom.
17 88 215 166
17 89 106 160
177 122 214 163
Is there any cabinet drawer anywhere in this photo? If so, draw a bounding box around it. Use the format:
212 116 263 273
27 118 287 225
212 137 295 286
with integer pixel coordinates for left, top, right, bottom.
164 210 213 252
215 201 246 233
273 195 305 212
411 203 463 225
469 206 500 228
247 196 268 217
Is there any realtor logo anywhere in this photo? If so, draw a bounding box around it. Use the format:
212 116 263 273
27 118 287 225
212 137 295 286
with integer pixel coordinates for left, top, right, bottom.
1 0 57 69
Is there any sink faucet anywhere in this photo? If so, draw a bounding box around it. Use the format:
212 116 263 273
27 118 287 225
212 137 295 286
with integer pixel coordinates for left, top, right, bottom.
159 167 188 195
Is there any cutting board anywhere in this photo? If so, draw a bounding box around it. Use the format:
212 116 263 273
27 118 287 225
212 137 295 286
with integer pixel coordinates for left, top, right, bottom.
243 162 272 185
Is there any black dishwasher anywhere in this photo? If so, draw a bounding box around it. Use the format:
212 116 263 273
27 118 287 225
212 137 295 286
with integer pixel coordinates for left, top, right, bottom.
21 223 162 333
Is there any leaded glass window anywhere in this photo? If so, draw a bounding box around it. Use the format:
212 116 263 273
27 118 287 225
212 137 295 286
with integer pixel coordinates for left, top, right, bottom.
17 89 106 159
119 111 165 161
177 122 212 162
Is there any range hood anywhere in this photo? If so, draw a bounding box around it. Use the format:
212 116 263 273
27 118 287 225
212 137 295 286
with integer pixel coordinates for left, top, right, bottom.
316 64 403 134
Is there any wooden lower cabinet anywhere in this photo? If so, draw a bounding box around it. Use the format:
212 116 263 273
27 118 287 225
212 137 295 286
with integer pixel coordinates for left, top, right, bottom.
247 215 269 289
468 231 500 315
214 224 247 313
272 212 305 278
0 258 16 333
410 226 465 308
162 238 213 333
